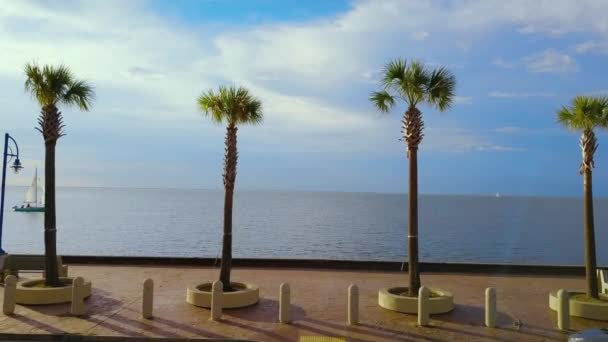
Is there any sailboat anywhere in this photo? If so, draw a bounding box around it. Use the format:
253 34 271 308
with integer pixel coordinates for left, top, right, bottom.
13 168 45 212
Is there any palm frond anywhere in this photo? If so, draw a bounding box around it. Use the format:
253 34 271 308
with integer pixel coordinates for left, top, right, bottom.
24 62 94 110
24 63 51 106
198 85 263 126
370 58 456 118
557 106 575 128
370 91 395 113
426 67 456 112
557 95 608 131
381 59 407 90
402 60 429 106
62 80 95 111
197 89 225 124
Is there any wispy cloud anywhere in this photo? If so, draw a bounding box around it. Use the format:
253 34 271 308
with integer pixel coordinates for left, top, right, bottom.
491 126 522 134
491 58 516 69
410 31 429 41
424 128 519 153
488 91 555 98
454 96 473 104
0 0 601 190
575 40 608 55
522 49 578 73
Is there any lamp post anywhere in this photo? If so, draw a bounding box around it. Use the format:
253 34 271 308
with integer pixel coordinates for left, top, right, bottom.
0 133 23 254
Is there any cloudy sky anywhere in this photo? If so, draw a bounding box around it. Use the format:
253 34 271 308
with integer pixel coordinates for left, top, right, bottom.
2 0 608 196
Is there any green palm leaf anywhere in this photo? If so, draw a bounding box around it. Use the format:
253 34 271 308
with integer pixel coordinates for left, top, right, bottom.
197 86 263 126
557 95 608 131
370 91 395 113
24 62 94 110
371 58 456 111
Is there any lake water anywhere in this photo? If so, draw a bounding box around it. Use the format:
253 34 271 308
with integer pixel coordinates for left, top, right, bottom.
2 187 607 265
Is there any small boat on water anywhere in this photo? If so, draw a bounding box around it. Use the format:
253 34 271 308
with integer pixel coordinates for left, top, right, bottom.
13 168 45 212
495 192 501 198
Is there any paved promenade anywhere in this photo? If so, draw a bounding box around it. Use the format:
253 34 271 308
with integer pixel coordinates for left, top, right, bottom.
0 265 606 341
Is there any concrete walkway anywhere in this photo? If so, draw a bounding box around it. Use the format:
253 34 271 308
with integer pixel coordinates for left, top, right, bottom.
0 265 606 341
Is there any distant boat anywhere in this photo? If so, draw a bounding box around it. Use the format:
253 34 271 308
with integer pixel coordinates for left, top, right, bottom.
495 192 501 198
13 168 45 212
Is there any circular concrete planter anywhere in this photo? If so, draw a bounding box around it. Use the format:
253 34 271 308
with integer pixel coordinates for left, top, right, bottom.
378 287 454 314
16 278 92 305
186 282 259 309
549 291 608 321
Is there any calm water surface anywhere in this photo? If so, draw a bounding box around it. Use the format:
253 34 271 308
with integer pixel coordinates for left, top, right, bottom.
2 187 607 265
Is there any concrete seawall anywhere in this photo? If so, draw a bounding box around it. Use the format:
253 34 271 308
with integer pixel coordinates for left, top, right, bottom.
28 254 602 276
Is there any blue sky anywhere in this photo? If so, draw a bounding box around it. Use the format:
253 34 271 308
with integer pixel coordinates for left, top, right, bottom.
2 0 608 196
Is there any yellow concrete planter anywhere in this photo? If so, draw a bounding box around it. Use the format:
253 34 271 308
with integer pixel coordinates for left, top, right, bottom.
16 278 92 305
186 282 259 309
549 291 608 321
378 287 454 314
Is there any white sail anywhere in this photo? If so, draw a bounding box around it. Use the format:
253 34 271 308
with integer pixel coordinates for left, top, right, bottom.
23 168 44 207
38 184 45 206
24 169 38 204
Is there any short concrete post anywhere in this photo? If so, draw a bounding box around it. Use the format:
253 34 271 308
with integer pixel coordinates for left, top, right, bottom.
71 277 86 316
557 289 569 331
485 287 497 328
142 278 154 319
210 280 222 321
348 284 359 325
279 283 291 324
3 275 17 315
418 286 429 327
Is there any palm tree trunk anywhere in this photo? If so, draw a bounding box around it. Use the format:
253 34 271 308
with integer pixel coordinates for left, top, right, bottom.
408 147 421 297
402 106 424 297
44 142 60 286
580 129 599 299
583 168 598 298
41 106 61 287
219 124 238 292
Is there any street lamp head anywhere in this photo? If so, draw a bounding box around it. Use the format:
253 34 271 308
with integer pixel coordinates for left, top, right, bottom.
11 158 22 173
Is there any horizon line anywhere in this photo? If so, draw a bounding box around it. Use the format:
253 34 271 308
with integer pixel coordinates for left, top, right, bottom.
4 184 595 199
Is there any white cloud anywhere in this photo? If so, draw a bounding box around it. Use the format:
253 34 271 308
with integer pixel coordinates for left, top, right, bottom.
488 91 555 98
522 49 578 73
476 145 518 152
361 69 381 84
411 31 430 41
454 96 473 104
0 0 596 184
491 126 522 134
575 40 608 55
491 58 516 68
340 0 608 36
423 128 518 153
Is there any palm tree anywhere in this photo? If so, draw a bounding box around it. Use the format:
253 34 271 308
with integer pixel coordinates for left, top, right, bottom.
24 63 94 287
557 95 608 299
198 86 263 291
370 59 455 297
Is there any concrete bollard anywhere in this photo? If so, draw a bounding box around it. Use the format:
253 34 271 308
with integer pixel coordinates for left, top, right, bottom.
210 280 223 321
348 284 359 325
557 289 569 331
71 277 86 316
3 275 17 315
142 278 154 319
279 283 291 324
418 286 429 326
485 287 497 328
